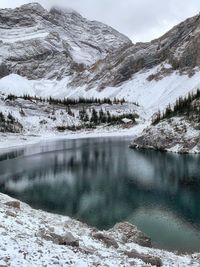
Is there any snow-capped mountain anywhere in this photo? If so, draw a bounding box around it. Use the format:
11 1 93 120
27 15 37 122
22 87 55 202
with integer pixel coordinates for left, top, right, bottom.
0 3 200 115
87 12 200 89
0 3 131 80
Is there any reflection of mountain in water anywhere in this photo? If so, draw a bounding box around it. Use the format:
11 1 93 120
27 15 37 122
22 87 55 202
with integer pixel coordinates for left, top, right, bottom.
0 138 200 251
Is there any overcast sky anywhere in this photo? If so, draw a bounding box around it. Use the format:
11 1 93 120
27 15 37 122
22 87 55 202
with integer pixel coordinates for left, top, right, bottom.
0 0 200 42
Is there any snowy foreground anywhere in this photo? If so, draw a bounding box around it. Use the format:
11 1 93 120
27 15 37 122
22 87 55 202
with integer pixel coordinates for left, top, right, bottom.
0 193 199 267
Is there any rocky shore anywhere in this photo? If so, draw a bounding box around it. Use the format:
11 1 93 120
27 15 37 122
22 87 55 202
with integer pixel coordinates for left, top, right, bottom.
130 117 200 154
0 193 199 266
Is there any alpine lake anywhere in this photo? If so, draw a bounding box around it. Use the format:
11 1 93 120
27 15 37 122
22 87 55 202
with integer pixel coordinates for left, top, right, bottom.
0 136 200 253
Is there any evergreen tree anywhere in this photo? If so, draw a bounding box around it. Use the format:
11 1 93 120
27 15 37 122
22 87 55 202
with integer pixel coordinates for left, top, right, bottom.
90 108 98 124
106 111 112 123
7 113 15 124
0 112 5 123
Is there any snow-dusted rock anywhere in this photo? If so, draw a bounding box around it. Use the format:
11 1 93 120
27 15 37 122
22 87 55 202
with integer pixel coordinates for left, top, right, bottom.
110 222 152 248
83 13 200 90
92 232 119 249
5 200 21 209
124 250 162 267
0 192 200 267
37 229 79 247
130 117 200 153
0 3 131 82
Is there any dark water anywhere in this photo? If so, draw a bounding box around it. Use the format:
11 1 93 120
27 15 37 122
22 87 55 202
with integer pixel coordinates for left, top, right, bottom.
0 137 200 252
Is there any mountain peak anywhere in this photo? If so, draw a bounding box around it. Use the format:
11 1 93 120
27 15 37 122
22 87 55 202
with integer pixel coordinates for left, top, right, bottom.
0 2 131 82
50 5 81 16
18 2 45 11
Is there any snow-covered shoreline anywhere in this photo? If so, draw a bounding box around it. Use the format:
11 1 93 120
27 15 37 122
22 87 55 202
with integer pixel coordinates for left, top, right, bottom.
0 123 147 152
0 192 199 267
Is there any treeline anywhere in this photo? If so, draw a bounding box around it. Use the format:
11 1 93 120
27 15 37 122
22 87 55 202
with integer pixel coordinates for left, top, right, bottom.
0 112 22 133
79 107 137 125
57 109 137 132
48 97 126 106
152 89 200 125
6 94 127 106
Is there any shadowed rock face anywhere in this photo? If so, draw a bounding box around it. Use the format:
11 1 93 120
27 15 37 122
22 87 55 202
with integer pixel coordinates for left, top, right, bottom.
81 13 200 89
0 3 200 90
0 63 10 78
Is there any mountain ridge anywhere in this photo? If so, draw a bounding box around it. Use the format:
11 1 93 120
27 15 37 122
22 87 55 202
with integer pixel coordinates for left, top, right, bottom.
1 3 200 121
1 3 200 88
0 2 131 81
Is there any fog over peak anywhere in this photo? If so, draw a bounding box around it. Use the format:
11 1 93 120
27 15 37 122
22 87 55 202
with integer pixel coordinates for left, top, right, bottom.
0 0 200 42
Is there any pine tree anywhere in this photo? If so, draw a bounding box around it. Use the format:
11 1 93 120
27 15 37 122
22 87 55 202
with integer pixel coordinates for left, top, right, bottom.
106 111 111 123
7 113 15 124
66 106 74 116
90 108 98 124
0 112 5 123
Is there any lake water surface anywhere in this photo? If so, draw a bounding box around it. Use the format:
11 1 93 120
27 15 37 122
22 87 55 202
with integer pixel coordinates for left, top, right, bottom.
0 137 200 252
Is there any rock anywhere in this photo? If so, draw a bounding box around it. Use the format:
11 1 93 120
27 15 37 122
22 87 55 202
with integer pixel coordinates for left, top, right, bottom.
78 246 96 255
130 114 200 154
6 210 17 217
37 229 79 247
51 232 79 247
5 201 21 209
124 250 162 267
15 220 23 225
92 232 119 249
111 222 152 248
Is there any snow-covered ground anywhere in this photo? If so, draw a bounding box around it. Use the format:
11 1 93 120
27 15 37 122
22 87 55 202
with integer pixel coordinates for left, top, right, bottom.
0 63 199 152
0 193 199 267
0 122 148 152
0 64 199 116
0 90 147 150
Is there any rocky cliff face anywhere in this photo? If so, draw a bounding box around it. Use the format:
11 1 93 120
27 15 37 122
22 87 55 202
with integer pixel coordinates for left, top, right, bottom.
130 93 200 153
0 3 131 81
130 117 200 153
1 3 200 92
81 13 200 89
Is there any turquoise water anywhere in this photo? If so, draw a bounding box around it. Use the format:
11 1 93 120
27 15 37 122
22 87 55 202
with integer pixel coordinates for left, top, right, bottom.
0 137 200 252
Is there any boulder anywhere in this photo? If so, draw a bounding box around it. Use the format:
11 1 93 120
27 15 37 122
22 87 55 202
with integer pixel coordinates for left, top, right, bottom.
37 229 79 247
6 210 17 217
92 232 119 249
124 250 162 267
111 222 152 248
5 201 20 209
